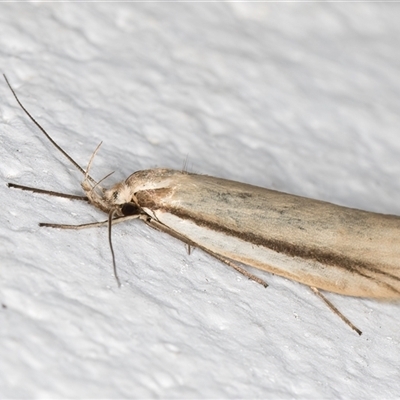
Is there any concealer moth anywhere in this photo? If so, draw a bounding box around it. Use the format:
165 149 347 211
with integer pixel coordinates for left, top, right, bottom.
5 74 400 336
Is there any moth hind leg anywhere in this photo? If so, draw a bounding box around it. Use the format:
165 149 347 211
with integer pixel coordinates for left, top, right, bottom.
310 286 362 335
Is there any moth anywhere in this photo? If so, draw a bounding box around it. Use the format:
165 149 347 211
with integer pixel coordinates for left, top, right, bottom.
5 74 400 335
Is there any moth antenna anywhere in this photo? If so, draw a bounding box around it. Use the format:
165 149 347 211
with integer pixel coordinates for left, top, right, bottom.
3 74 96 184
85 142 102 183
108 208 121 287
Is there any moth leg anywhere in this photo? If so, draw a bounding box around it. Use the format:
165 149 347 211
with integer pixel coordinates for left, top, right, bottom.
150 219 193 254
40 220 109 229
8 183 88 201
144 218 268 288
201 249 268 288
39 215 138 230
310 287 362 335
144 217 198 247
185 244 193 255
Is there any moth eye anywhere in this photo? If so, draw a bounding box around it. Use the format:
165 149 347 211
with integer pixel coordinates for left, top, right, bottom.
121 202 140 216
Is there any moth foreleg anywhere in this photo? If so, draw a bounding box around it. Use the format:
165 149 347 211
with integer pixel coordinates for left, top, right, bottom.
8 182 88 201
39 215 138 230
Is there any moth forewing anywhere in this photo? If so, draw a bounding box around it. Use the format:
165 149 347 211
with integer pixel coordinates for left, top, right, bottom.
125 169 400 300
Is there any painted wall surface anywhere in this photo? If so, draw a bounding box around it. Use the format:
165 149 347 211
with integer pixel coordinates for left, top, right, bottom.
1 3 400 399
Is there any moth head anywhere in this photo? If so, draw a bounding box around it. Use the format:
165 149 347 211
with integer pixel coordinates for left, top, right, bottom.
105 181 136 206
101 182 141 217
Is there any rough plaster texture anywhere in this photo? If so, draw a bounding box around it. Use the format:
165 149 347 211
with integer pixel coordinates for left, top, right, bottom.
1 3 400 399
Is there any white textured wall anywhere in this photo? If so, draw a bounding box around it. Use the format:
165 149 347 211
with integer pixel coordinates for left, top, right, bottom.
1 3 400 399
